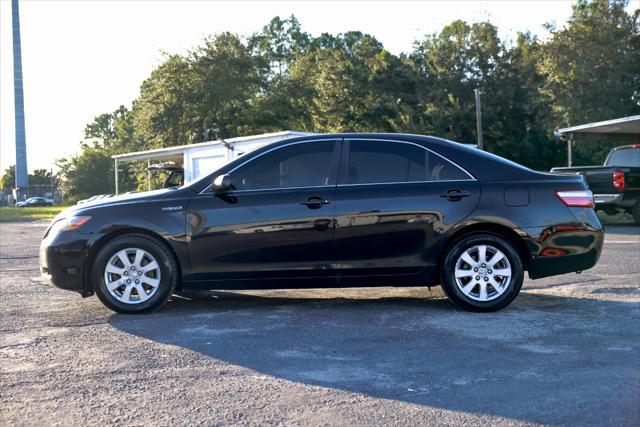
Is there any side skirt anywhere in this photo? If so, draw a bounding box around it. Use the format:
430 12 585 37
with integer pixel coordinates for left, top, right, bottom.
181 268 438 291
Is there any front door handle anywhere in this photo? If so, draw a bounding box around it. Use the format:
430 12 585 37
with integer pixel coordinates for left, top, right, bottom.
300 196 330 209
440 189 471 201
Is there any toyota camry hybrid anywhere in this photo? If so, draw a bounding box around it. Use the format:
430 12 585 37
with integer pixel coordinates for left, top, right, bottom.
40 134 604 313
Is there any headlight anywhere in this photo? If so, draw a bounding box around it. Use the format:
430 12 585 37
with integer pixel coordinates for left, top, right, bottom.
50 215 92 234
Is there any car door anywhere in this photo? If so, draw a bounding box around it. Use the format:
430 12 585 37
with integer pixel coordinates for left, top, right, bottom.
333 138 480 279
186 139 341 285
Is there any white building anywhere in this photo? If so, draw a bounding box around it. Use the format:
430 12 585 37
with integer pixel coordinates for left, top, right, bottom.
111 130 316 194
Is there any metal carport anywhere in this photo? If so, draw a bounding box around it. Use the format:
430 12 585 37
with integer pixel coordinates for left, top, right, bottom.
554 115 640 166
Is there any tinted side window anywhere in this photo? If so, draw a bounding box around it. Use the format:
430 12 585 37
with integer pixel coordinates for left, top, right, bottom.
232 141 335 190
346 140 469 184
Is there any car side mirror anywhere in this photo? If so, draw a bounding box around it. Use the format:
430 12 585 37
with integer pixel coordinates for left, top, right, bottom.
212 174 233 193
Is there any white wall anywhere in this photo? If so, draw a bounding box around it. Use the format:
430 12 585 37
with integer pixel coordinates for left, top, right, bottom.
182 131 315 183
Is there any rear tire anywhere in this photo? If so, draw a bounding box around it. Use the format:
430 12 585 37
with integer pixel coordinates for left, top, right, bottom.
92 234 177 314
440 233 524 312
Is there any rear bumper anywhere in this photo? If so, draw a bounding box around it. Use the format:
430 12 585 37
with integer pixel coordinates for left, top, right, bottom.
39 230 93 296
524 210 604 279
593 192 637 209
594 193 622 205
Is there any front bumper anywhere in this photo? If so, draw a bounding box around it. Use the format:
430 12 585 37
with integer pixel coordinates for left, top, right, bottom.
39 229 93 296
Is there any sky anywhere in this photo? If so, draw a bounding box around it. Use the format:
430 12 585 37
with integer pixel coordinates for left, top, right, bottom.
0 0 635 173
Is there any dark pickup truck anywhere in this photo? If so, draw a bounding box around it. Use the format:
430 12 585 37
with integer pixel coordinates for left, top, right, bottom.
551 144 640 224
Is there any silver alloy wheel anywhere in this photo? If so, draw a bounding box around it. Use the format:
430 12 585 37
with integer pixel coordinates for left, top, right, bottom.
454 244 512 302
103 248 161 304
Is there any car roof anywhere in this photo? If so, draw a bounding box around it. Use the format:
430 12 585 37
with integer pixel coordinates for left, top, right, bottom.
188 132 542 192
273 133 539 181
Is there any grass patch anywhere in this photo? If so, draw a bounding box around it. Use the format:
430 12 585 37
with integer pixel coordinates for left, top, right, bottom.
0 206 68 222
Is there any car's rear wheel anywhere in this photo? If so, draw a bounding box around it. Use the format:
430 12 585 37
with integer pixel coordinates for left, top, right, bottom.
92 234 177 313
440 233 524 312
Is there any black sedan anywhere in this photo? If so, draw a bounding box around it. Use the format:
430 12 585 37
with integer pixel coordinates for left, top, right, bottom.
16 197 53 207
40 134 604 313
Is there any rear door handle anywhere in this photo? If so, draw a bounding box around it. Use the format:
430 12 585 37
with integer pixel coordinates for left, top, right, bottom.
300 196 330 209
440 189 471 201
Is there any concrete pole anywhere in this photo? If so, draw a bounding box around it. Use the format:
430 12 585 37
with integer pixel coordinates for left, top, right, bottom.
474 88 484 151
147 158 151 191
567 136 573 167
12 0 29 190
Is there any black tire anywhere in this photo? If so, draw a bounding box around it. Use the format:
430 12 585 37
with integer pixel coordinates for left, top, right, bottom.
632 202 640 225
92 234 177 314
440 233 524 312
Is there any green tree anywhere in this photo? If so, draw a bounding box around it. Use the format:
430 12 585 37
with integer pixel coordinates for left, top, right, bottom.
409 21 570 170
56 147 114 201
56 106 140 199
0 165 16 193
29 169 53 186
410 21 503 144
249 15 310 79
540 0 640 165
132 33 264 148
1 165 55 191
249 16 314 131
289 32 415 133
60 5 640 199
84 105 139 154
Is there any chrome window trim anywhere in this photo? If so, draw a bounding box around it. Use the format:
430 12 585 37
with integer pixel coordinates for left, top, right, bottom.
200 138 339 194
337 179 476 188
200 136 476 194
345 137 477 182
205 184 335 196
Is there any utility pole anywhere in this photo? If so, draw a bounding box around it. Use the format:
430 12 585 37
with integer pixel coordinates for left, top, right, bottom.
12 0 29 192
474 88 484 151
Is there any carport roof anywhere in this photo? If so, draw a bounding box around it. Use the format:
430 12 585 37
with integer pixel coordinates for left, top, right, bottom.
554 115 640 142
111 130 315 162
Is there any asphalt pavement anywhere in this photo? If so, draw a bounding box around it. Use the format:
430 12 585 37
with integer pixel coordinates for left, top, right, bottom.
1 221 638 426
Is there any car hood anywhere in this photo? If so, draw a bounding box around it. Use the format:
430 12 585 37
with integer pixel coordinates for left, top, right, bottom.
54 188 179 220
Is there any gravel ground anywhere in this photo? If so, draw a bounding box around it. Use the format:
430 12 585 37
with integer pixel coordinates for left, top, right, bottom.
1 221 639 426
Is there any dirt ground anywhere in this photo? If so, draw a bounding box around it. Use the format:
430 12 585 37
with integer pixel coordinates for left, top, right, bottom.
1 221 639 426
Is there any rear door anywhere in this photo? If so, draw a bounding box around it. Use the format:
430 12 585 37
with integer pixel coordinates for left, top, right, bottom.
333 138 480 278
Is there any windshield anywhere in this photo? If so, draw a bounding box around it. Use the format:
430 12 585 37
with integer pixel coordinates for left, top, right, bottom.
606 148 640 167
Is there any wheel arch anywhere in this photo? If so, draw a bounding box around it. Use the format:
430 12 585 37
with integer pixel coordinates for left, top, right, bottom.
83 227 183 295
438 222 531 273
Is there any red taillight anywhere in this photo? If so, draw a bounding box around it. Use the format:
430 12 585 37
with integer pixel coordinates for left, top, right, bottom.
613 170 625 190
556 190 594 208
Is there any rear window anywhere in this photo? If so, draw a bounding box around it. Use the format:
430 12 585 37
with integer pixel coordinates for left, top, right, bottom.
606 148 640 167
346 140 470 184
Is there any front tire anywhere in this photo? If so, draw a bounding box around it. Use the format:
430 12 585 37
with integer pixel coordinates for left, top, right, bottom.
92 234 177 314
440 233 524 312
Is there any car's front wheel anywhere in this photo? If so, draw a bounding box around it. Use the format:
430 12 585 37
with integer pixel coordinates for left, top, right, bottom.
92 234 177 313
440 233 524 312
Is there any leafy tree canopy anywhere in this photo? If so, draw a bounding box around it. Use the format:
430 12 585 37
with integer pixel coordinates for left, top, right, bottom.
54 1 639 198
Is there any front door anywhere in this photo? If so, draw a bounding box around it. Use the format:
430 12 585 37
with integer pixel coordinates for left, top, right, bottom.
186 139 340 285
333 139 480 278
